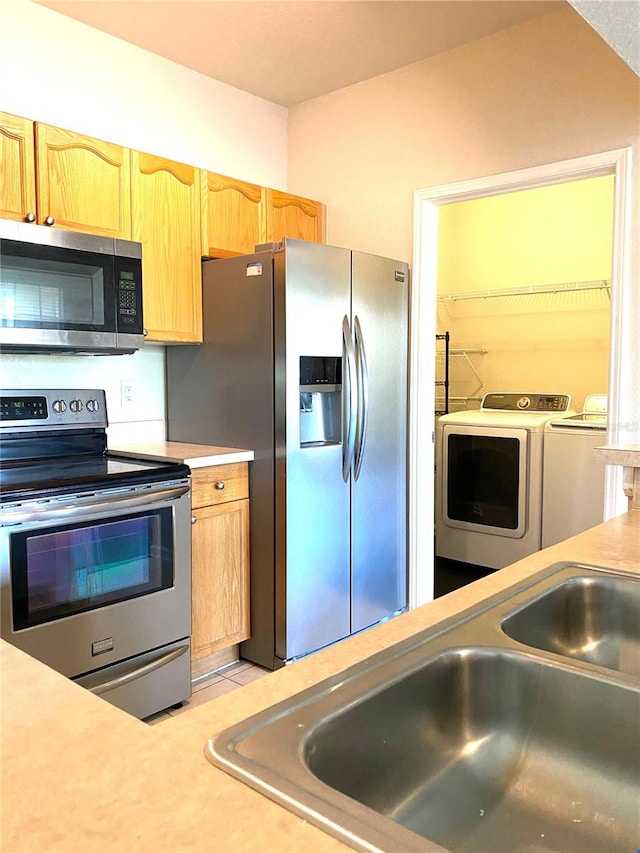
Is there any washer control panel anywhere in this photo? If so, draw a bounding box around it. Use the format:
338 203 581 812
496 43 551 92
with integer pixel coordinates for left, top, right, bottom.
482 393 571 413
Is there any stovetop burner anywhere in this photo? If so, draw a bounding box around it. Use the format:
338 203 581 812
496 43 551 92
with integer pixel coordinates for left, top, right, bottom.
0 388 188 503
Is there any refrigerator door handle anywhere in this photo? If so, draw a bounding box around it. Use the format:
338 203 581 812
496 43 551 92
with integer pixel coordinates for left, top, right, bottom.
353 315 369 481
342 315 357 482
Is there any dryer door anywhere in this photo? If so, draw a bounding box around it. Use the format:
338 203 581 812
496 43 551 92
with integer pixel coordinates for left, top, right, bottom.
442 425 529 539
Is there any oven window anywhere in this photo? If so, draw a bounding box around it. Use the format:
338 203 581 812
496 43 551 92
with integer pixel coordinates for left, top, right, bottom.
447 434 520 529
10 509 174 630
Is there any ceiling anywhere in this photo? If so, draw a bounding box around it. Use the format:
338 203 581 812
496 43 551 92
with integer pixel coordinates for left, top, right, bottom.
32 0 566 107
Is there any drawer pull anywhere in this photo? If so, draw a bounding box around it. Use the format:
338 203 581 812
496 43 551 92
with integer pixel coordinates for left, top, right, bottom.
191 516 197 524
215 481 225 490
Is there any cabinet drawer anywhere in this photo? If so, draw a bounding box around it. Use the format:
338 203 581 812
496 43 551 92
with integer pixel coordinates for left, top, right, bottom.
191 463 249 508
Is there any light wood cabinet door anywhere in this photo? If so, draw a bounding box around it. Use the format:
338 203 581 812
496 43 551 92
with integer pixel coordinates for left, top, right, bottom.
265 189 326 243
0 112 36 223
202 171 266 257
131 151 202 343
35 123 131 238
191 498 250 659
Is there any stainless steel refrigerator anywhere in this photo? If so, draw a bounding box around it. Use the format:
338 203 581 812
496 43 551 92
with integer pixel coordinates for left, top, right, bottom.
166 239 409 669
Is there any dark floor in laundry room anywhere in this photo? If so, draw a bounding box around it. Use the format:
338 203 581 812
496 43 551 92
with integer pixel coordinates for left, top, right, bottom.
434 555 495 597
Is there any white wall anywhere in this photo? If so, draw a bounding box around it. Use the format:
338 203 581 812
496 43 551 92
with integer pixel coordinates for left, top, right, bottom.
1 0 288 185
0 0 288 440
288 6 640 447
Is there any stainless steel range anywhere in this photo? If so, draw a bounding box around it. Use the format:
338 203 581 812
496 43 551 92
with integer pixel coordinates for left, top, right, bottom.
0 389 192 719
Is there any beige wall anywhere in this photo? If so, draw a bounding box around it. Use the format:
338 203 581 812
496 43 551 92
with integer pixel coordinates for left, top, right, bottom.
288 6 640 443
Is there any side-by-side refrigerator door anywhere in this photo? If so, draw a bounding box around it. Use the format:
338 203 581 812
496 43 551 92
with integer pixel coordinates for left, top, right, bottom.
350 251 409 633
275 240 352 661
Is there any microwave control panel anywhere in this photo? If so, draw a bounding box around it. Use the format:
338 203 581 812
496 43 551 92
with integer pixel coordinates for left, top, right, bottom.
115 258 143 333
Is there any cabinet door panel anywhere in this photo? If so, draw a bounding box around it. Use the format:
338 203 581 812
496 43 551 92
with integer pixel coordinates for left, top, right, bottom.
202 172 265 257
0 112 36 222
131 152 202 343
191 499 250 658
35 124 131 238
265 189 325 243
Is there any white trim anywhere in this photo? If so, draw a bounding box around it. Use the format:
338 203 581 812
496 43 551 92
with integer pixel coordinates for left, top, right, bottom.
409 148 633 609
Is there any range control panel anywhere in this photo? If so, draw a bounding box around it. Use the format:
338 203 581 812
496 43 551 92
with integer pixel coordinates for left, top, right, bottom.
0 389 108 430
481 393 572 413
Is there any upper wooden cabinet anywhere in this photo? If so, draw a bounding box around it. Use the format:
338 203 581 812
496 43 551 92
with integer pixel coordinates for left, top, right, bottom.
35 124 132 238
201 174 327 258
131 151 203 343
202 172 265 258
0 114 132 238
265 188 326 244
0 112 37 222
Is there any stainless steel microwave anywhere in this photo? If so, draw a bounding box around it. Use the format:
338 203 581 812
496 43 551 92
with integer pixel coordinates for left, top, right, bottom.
0 219 144 354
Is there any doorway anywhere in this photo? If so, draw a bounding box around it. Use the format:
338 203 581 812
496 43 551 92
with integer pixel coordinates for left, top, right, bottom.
409 148 633 609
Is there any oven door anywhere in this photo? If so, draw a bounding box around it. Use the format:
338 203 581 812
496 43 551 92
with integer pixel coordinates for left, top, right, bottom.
442 424 528 539
0 479 191 681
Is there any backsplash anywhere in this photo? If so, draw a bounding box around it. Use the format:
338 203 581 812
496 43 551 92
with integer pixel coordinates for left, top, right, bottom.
0 345 166 445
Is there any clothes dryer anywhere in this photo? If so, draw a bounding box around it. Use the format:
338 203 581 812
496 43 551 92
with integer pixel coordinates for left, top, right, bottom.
435 392 572 570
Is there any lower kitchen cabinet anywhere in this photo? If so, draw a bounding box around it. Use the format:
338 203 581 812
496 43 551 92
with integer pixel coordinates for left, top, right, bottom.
190 463 250 660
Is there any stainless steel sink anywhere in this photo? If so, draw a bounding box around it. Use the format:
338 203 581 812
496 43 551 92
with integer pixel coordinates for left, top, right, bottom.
501 575 640 677
207 563 640 852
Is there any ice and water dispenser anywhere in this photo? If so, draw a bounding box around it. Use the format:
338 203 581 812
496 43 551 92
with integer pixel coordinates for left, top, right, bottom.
299 356 342 447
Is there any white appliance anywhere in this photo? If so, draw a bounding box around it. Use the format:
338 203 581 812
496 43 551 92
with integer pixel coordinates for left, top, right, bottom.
435 392 572 570
542 393 608 548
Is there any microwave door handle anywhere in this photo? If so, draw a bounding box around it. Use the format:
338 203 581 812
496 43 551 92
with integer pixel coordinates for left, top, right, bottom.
0 484 190 526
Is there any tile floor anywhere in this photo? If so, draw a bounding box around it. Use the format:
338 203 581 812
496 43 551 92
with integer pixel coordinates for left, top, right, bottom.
145 660 270 725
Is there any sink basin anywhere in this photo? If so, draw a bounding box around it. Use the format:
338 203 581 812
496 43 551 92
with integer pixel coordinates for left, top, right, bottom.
502 575 640 677
307 649 639 853
207 564 640 852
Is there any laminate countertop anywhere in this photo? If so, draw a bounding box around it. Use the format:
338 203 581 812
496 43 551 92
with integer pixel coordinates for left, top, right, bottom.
109 440 254 468
2 511 639 853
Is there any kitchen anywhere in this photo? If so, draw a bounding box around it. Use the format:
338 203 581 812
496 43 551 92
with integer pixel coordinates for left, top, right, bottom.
2 1 640 850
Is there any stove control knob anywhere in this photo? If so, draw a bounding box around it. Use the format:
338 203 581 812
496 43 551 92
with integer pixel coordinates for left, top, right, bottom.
86 399 99 413
70 399 83 413
52 399 67 414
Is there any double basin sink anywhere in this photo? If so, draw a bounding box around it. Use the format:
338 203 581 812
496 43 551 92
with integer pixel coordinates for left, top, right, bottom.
207 563 640 852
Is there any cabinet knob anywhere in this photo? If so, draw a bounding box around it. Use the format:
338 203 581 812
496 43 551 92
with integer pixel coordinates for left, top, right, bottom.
191 516 197 525
44 215 55 226
143 328 148 337
25 212 36 223
215 481 225 490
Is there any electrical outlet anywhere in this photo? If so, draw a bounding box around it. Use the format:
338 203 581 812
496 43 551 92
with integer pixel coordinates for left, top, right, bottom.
121 380 136 407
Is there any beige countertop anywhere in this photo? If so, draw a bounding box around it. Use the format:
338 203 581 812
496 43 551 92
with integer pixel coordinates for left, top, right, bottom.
2 511 639 853
109 440 254 468
595 443 640 466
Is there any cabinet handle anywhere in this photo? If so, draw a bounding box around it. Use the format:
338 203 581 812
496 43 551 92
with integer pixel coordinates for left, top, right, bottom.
215 481 225 490
25 212 36 223
44 215 55 226
191 516 197 524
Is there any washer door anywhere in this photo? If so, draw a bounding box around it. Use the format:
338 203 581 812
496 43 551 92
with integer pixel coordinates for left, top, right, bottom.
442 425 529 539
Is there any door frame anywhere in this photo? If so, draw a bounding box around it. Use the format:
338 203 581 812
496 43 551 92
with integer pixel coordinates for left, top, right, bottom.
409 147 633 609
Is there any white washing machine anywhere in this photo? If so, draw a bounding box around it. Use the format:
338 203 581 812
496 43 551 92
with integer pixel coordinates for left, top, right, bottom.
435 392 572 570
541 394 608 548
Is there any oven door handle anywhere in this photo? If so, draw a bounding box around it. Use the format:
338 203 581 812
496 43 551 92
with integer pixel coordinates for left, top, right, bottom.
1 483 190 526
